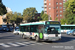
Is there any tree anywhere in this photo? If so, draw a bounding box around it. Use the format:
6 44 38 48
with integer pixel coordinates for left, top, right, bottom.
10 12 23 25
40 11 44 17
23 7 37 22
60 18 67 24
41 14 48 21
3 12 13 24
62 0 75 24
4 12 23 25
0 0 7 15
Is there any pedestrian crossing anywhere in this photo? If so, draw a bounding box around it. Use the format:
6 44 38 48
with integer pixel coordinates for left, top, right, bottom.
0 41 49 48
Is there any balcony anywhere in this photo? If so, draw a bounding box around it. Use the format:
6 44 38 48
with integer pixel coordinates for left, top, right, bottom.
44 9 47 11
44 5 47 7
44 1 47 3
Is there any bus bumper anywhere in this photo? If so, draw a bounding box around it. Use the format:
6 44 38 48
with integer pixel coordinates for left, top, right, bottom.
44 37 61 41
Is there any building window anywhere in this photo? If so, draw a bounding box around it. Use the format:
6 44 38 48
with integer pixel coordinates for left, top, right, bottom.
60 11 62 13
44 11 47 14
44 3 47 5
56 2 58 5
49 7 51 9
56 6 58 9
56 14 58 17
59 3 62 5
60 7 62 9
49 3 51 5
60 14 62 17
56 10 58 13
49 0 50 1
63 0 65 1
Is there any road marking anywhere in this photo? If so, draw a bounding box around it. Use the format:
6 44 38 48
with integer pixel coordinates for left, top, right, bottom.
15 42 26 45
23 42 30 44
0 41 49 48
36 43 43 45
7 43 20 46
0 43 10 47
29 41 36 43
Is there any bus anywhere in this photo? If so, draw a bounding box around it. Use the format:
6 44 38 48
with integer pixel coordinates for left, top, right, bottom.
19 21 61 42
61 25 75 33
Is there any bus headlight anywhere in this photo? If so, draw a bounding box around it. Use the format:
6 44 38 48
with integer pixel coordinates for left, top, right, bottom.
44 34 48 39
58 34 61 37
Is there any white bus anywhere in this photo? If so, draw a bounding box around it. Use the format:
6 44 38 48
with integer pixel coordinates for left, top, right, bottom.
61 25 75 33
19 21 61 42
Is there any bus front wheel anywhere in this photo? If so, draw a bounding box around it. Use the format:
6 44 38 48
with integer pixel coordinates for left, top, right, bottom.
35 36 40 42
22 35 25 39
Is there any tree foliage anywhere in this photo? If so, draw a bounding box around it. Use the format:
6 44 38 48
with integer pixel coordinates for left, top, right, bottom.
0 0 7 15
4 12 23 25
40 11 44 17
41 14 48 21
23 7 37 22
61 0 75 24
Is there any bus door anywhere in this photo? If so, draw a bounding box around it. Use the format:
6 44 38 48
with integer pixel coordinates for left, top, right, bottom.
38 25 44 40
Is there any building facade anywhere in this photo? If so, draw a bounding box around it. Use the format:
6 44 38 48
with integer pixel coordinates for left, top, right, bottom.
0 7 12 25
44 0 67 21
0 16 3 25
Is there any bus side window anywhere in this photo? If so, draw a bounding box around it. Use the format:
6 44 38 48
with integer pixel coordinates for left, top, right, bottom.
30 25 38 32
20 26 24 32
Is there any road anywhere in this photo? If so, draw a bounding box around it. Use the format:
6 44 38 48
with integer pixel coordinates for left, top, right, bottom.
0 31 75 50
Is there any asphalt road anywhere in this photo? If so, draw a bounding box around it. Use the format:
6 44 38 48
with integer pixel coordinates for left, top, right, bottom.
0 31 75 50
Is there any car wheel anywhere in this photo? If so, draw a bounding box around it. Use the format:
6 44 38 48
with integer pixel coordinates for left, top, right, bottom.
17 33 19 35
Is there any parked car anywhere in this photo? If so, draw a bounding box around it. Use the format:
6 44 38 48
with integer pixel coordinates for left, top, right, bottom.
13 27 20 35
2 25 14 32
2 26 7 31
0 27 2 31
71 29 75 36
66 29 75 36
0 25 2 31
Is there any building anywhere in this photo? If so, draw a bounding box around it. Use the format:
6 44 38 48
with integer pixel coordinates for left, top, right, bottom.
63 0 67 11
0 7 12 25
44 0 67 21
0 16 3 25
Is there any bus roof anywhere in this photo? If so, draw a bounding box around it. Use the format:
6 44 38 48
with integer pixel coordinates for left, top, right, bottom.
61 25 75 26
20 21 45 26
20 21 60 26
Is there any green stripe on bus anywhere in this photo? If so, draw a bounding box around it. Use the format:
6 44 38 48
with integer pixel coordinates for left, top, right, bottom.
39 33 43 39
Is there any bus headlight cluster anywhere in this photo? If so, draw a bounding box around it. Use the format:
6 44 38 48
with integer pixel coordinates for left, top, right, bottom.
58 34 61 37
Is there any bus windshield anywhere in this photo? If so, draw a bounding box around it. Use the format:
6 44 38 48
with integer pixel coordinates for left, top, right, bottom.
44 25 61 34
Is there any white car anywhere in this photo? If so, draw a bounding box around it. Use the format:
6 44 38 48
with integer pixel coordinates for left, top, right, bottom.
13 28 20 35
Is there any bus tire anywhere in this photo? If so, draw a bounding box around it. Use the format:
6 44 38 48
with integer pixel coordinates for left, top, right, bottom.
35 36 40 42
70 33 71 35
22 35 25 39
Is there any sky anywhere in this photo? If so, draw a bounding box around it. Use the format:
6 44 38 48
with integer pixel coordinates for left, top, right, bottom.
2 0 44 14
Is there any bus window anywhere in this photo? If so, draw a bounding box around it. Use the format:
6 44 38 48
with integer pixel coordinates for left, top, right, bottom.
30 25 38 32
20 26 25 32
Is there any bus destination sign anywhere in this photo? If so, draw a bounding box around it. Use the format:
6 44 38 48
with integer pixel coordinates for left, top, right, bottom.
46 22 60 24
